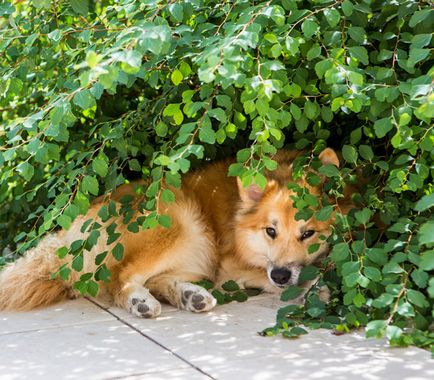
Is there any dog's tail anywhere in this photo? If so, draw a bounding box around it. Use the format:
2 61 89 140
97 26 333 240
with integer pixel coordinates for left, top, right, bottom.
0 234 72 311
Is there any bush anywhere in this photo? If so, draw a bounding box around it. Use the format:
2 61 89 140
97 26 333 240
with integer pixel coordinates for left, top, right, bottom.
0 0 433 351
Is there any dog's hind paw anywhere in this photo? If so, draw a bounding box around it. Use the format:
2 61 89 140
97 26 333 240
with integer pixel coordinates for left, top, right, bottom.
128 292 161 318
179 284 216 313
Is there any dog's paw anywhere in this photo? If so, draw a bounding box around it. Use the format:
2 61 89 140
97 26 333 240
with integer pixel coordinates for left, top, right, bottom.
129 294 161 318
180 284 216 313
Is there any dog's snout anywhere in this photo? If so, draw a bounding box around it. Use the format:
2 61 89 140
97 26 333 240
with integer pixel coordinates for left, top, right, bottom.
270 267 291 285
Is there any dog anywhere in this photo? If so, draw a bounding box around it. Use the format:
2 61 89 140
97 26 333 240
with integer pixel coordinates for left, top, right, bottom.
0 148 344 317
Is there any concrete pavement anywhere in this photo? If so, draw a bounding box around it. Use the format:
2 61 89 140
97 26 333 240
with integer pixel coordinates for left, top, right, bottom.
1 294 433 380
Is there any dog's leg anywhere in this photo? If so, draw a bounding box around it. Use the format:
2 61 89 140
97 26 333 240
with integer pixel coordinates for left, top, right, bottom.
147 275 217 313
113 282 162 318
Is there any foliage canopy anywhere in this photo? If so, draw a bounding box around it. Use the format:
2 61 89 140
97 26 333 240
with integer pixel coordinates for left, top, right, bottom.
0 0 433 352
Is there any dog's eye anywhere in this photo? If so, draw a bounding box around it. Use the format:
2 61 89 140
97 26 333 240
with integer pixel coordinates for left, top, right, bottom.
300 230 315 240
265 227 277 239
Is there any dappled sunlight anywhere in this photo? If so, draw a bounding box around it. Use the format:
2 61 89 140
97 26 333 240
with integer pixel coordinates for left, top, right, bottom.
0 299 114 335
1 297 433 379
0 316 188 380
110 295 434 380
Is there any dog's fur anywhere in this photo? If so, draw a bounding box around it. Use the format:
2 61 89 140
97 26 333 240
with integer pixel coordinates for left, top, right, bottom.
0 148 346 317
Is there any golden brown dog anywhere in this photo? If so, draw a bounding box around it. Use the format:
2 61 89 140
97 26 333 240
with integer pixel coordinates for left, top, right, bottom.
0 148 342 317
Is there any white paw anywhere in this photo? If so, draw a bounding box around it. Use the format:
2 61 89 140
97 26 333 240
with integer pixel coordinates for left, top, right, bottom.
179 283 216 312
128 289 161 318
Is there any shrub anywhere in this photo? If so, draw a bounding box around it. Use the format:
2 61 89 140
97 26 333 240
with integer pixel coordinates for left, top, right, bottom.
0 0 432 351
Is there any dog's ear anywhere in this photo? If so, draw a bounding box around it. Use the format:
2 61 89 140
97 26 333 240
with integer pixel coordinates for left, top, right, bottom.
319 148 340 167
237 177 264 203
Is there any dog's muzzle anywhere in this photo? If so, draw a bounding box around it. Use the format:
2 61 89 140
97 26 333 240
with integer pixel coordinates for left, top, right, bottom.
267 263 303 288
269 267 292 287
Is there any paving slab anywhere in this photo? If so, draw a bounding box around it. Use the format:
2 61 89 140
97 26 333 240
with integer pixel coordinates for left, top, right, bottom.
0 299 115 335
112 368 210 380
108 295 434 380
0 319 193 380
1 294 433 380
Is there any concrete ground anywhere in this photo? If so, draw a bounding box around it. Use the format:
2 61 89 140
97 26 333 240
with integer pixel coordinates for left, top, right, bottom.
0 293 433 380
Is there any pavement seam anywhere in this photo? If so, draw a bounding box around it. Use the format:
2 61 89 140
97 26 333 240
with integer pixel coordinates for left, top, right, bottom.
86 297 216 380
104 368 204 380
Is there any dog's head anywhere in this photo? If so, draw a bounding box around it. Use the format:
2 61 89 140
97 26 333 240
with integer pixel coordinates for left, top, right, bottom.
234 148 340 289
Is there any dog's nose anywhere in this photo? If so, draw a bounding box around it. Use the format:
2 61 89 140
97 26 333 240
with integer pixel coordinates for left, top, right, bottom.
270 267 291 285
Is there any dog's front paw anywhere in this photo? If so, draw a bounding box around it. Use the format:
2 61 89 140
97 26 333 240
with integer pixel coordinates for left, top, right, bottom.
129 295 161 318
180 284 216 312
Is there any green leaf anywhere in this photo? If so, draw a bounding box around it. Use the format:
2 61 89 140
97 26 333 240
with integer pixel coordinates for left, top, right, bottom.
359 145 374 161
315 205 334 221
222 280 240 292
408 48 430 64
171 69 183 85
168 3 184 22
341 0 354 16
72 254 84 272
331 242 350 262
409 9 432 27
208 108 227 123
70 0 89 16
385 325 402 341
161 189 175 203
195 279 214 290
355 208 372 225
373 118 393 138
419 250 434 271
315 60 333 79
112 243 124 261
281 286 303 301
86 51 101 68
232 291 248 302
55 247 69 259
304 100 318 120
87 280 99 297
364 267 382 282
323 8 340 27
211 289 226 305
95 264 112 283
418 221 434 245
301 19 319 38
290 103 302 120
285 36 300 55
155 121 168 137
366 320 387 338
348 46 369 65
318 164 340 177
33 0 51 9
414 193 434 212
57 214 72 230
348 27 366 44
283 326 308 338
92 158 108 178
342 145 358 164
298 265 319 283
158 214 172 228
73 90 95 110
16 162 34 181
95 251 108 265
199 125 216 144
407 289 429 308
82 176 99 196
306 44 321 61
410 34 432 49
